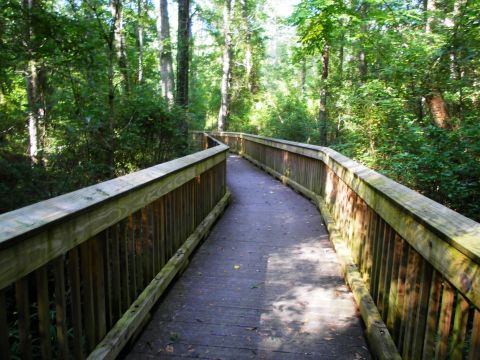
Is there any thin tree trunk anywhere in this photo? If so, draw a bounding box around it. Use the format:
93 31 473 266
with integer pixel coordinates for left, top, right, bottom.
358 2 367 82
24 0 46 164
319 45 329 146
137 0 144 84
110 0 129 93
241 0 254 93
300 58 306 96
157 0 175 102
218 0 233 132
424 0 451 128
176 0 190 108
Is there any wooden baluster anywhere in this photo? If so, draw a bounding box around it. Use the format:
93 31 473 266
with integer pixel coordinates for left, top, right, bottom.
394 241 409 344
435 281 455 358
451 293 470 359
376 225 391 316
103 228 113 329
128 214 137 301
468 310 480 360
16 277 31 360
135 211 144 293
421 271 442 359
36 266 51 360
80 240 96 352
402 251 422 358
0 290 10 359
91 235 106 342
110 224 122 323
410 261 433 359
54 256 68 359
379 227 395 320
386 235 404 334
68 247 84 359
119 219 131 312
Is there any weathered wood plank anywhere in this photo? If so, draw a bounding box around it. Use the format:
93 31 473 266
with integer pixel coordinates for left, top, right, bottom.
435 282 455 358
54 256 68 359
451 293 469 359
0 290 10 359
421 271 442 359
468 310 480 360
36 265 52 360
67 247 84 360
15 277 31 360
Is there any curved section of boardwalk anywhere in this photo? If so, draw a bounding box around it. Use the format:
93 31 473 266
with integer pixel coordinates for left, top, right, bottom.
126 155 370 359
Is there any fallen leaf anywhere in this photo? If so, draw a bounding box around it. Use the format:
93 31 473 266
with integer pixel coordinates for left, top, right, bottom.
234 264 241 270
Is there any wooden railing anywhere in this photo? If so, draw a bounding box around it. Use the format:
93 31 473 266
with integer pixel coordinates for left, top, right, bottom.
0 134 229 359
215 132 480 360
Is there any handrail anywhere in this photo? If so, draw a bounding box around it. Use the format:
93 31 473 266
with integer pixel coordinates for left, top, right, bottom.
215 131 480 360
0 133 230 359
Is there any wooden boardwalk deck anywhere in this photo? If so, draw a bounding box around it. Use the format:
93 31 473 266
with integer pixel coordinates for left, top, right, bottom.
126 155 370 360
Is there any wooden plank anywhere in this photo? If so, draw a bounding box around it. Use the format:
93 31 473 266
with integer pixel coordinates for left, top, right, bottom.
468 310 480 360
380 227 395 320
402 250 422 358
0 290 10 359
386 234 403 333
422 271 442 359
435 282 455 358
118 219 130 312
68 247 84 359
103 228 113 329
54 256 68 359
451 293 470 359
92 234 107 342
0 150 227 290
15 276 31 360
80 240 96 352
393 240 409 344
410 262 433 359
110 224 122 323
36 265 52 360
376 225 391 317
87 190 231 360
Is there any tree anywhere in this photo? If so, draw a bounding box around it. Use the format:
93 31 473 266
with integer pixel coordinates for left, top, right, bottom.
176 0 190 108
157 0 175 101
217 0 234 131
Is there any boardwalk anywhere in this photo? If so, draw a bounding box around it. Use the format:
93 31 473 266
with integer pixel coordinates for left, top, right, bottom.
126 154 370 359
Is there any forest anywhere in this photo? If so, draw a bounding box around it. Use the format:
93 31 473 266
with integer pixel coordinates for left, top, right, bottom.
0 0 479 221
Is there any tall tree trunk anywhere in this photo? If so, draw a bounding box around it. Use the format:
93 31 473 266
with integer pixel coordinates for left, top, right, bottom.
424 0 451 128
137 0 144 84
157 0 175 102
110 0 129 93
357 2 368 82
24 0 46 164
300 58 306 96
319 45 329 146
241 0 254 93
218 0 233 132
176 0 190 108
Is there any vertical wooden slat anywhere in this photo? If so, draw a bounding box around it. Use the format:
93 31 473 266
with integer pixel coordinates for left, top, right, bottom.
402 250 422 358
128 214 137 301
422 270 442 359
135 211 144 293
36 266 51 360
435 281 455 359
16 276 31 360
371 218 385 302
386 234 403 332
119 219 130 312
159 197 166 268
68 247 84 359
103 228 113 329
393 240 409 344
410 261 433 359
451 293 470 359
92 235 107 342
54 256 68 359
377 225 392 317
110 224 122 322
80 240 96 352
468 310 480 360
0 290 10 359
380 227 395 320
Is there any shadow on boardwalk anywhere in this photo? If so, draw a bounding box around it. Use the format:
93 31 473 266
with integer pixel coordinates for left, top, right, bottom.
125 155 371 359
